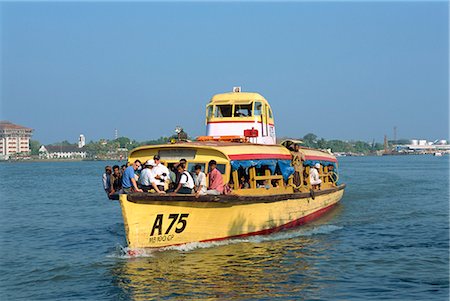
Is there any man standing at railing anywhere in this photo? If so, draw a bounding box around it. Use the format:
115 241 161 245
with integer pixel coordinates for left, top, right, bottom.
206 160 224 195
310 163 322 190
291 144 305 188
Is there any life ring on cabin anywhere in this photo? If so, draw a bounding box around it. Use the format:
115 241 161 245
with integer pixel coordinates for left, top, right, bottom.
329 171 339 184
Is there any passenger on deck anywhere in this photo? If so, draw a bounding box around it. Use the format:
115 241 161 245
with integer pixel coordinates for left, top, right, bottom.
206 160 224 195
171 164 194 194
152 155 170 192
109 165 122 197
139 160 165 194
291 144 305 187
121 164 127 174
172 158 187 187
193 164 207 197
102 166 112 197
327 165 337 184
310 163 322 190
122 160 143 193
239 175 249 189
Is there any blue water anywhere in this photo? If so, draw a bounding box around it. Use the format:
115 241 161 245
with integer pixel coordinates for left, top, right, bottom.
0 156 448 300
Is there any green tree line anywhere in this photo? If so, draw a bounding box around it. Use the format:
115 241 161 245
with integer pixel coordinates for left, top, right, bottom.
299 133 384 154
30 132 386 158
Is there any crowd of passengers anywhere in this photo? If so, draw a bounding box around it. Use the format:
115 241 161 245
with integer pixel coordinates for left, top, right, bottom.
102 155 226 199
102 147 337 199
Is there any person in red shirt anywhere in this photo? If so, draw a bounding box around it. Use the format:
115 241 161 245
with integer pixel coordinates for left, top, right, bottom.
206 160 224 195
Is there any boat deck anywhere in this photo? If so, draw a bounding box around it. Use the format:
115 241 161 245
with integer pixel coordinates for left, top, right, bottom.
114 184 345 205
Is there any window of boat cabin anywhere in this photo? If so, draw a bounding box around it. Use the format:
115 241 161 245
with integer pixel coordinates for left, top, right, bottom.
246 164 283 189
206 105 214 120
268 108 273 119
234 104 252 117
254 102 262 116
215 105 233 118
188 163 206 174
208 163 226 174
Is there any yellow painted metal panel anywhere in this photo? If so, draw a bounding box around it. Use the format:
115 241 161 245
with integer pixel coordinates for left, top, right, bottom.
119 189 344 248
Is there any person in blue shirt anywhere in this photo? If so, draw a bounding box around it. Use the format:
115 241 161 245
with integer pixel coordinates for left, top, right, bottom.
122 160 143 193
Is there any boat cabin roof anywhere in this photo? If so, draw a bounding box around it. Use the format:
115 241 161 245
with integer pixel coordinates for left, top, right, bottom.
129 141 337 164
208 92 270 105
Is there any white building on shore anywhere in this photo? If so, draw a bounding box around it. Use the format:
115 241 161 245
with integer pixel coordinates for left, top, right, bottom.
396 139 450 153
39 145 87 159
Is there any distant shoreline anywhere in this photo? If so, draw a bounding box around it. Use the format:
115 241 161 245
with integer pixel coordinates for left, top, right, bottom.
0 159 128 163
1 152 446 164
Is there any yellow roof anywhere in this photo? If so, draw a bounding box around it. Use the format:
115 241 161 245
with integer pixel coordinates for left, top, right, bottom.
129 141 337 163
131 142 288 159
208 92 270 105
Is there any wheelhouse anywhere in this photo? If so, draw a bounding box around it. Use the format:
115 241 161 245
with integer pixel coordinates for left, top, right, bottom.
205 91 276 145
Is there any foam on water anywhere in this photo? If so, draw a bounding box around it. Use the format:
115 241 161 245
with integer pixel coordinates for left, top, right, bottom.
107 244 156 259
112 224 343 256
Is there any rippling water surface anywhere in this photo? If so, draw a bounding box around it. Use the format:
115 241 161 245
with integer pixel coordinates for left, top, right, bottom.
0 156 448 300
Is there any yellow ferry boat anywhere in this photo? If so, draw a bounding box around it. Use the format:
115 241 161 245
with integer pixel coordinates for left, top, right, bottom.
117 88 345 249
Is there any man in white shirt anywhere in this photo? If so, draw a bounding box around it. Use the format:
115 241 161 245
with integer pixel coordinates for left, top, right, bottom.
193 164 207 197
152 155 170 191
139 160 165 194
171 163 194 194
310 163 322 190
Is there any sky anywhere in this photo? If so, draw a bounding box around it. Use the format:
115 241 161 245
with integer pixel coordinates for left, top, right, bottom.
1 1 448 144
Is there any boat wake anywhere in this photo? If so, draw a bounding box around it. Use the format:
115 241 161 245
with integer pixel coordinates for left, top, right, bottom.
164 224 343 252
109 224 343 257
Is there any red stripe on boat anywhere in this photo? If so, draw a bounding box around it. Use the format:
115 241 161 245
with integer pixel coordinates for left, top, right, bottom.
151 202 339 249
200 202 339 243
207 120 275 126
305 155 338 163
229 153 292 160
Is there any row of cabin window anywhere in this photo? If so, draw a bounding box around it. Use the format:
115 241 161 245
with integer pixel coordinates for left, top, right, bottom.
167 162 226 175
167 162 334 188
206 102 273 119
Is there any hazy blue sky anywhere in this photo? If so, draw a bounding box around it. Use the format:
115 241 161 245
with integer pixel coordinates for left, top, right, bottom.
1 1 448 144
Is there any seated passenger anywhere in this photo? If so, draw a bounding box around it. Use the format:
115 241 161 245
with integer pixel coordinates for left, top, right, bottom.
102 166 112 197
193 164 207 197
223 183 233 195
310 163 322 190
109 165 122 197
139 160 163 193
239 175 249 189
170 164 194 194
206 160 224 195
172 158 187 187
122 160 143 193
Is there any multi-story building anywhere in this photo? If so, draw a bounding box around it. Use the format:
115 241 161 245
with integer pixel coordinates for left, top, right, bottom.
0 121 33 159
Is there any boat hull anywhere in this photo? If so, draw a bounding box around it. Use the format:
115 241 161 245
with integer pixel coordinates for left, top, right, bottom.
119 185 345 248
